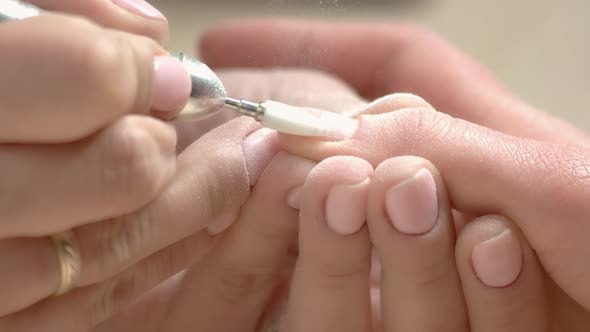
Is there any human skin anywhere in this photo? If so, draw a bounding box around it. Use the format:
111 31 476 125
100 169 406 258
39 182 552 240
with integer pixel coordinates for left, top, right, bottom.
4 7 589 330
198 19 590 330
0 2 287 331
96 19 590 331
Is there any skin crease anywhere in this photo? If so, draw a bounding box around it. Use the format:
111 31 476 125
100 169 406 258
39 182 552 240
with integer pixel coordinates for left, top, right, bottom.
95 68 587 332
0 2 284 330
95 22 587 330
3 3 590 329
99 16 590 329
198 18 590 331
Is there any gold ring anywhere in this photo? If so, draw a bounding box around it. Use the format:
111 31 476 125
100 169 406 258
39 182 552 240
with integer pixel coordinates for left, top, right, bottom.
51 231 81 296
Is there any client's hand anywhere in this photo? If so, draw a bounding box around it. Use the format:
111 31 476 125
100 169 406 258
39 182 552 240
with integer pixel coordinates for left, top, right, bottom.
190 18 590 331
269 155 547 332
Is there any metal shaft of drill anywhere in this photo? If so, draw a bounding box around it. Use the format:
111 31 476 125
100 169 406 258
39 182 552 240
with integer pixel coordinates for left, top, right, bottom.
224 97 265 121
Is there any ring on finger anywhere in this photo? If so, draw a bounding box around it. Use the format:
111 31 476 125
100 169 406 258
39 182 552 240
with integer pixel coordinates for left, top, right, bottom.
51 231 81 296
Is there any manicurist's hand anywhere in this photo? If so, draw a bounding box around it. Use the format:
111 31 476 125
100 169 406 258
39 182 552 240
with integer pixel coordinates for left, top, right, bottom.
0 1 281 331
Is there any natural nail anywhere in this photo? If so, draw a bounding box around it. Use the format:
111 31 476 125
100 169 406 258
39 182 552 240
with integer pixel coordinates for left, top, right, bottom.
385 168 438 235
152 56 192 113
325 179 370 235
472 229 523 287
112 0 167 20
242 129 281 186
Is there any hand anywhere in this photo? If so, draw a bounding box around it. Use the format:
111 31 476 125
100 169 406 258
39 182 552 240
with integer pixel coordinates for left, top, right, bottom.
0 1 278 331
96 154 550 332
270 155 547 332
195 19 590 329
93 148 314 332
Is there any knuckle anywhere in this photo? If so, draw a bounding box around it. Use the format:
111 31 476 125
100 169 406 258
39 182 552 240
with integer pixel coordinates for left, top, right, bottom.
80 31 137 114
410 255 457 290
100 118 167 209
396 108 462 145
190 149 248 221
304 251 371 287
90 275 137 328
101 211 154 273
215 264 276 304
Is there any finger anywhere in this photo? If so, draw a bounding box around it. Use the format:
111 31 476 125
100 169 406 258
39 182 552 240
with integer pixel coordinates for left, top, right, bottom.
160 152 314 332
219 68 366 113
201 19 589 145
456 215 548 331
367 156 468 332
0 115 176 238
351 93 434 117
0 238 59 316
0 14 190 143
73 118 280 287
92 272 186 332
27 0 169 43
1 124 286 330
0 231 211 332
285 156 373 332
280 106 590 309
0 118 276 316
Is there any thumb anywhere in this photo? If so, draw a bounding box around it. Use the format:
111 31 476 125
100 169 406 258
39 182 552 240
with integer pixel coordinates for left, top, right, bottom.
280 104 590 310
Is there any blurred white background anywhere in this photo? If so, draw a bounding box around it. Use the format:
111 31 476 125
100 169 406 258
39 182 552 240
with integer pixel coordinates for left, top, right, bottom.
151 0 590 131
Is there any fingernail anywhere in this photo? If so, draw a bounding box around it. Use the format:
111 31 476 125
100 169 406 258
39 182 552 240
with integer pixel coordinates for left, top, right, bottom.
472 229 523 287
152 56 192 113
286 185 303 209
207 209 239 235
242 129 281 186
385 168 438 235
325 178 370 235
112 0 167 21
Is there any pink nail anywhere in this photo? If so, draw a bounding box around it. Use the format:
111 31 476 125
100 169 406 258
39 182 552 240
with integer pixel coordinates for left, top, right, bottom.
385 168 438 235
242 129 281 186
325 179 370 235
152 56 192 113
472 229 523 287
112 0 167 21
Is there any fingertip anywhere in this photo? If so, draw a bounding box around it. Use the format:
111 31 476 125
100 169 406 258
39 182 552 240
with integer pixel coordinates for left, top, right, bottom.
472 229 523 288
455 215 548 331
300 156 374 237
151 56 192 114
456 215 525 288
29 0 170 44
308 156 374 184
